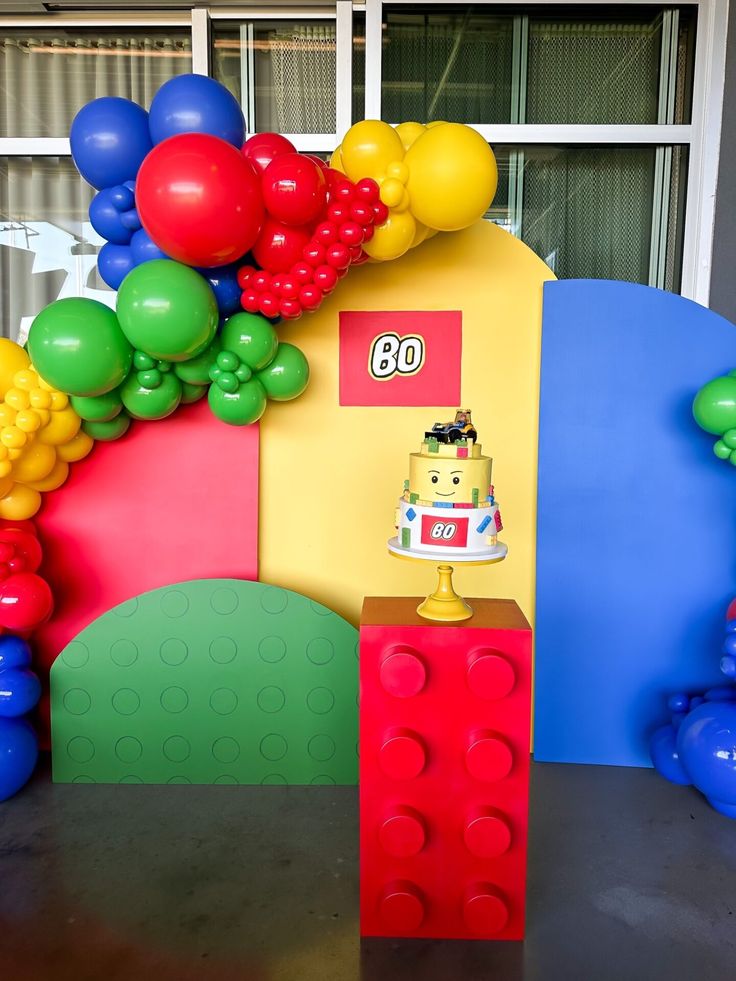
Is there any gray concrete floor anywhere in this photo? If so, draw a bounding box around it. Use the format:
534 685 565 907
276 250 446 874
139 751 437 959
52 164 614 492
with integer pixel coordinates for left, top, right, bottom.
1 758 735 981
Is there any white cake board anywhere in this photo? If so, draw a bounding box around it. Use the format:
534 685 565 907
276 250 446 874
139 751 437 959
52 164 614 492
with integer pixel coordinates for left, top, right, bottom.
388 537 508 564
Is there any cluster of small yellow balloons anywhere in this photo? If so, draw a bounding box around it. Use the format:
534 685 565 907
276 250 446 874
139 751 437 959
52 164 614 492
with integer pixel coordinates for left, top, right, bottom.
330 120 498 262
0 339 93 520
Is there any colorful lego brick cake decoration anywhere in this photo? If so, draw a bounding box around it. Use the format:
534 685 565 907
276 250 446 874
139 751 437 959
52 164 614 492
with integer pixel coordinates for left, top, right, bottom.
389 411 506 563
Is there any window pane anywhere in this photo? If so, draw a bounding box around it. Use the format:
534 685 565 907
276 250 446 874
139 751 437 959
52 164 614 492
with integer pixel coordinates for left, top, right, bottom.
0 30 192 138
381 11 514 123
212 21 336 134
488 145 687 291
0 157 108 342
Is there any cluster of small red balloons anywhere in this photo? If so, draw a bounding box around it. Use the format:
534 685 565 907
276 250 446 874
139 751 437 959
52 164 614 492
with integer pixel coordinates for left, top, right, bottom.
237 134 387 320
0 521 53 634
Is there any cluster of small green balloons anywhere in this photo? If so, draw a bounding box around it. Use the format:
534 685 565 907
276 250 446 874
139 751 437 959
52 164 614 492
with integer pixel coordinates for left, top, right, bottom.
692 371 736 464
27 259 309 439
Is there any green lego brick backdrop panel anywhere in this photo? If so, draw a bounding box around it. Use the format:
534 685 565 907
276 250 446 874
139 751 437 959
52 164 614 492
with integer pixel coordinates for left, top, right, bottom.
50 579 359 786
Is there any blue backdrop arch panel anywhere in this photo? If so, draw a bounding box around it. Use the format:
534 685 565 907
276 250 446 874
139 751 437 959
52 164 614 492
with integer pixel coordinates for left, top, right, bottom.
535 279 736 767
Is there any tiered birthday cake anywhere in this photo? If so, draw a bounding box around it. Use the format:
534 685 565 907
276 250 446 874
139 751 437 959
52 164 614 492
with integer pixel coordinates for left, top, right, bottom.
388 412 506 563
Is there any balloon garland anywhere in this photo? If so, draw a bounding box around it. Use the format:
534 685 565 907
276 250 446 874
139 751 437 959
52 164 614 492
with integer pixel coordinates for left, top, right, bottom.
0 73 499 799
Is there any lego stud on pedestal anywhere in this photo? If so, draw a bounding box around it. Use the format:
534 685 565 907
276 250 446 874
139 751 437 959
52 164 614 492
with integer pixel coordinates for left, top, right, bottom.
379 880 426 933
466 649 516 700
379 727 426 780
463 807 512 858
379 646 426 697
465 730 513 782
417 564 473 622
379 806 426 857
463 884 509 935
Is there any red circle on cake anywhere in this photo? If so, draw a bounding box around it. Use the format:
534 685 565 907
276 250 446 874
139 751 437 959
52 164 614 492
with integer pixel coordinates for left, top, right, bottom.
463 809 512 857
379 730 426 780
465 732 513 782
463 885 509 935
379 881 425 932
379 649 426 698
466 650 515 700
379 807 426 857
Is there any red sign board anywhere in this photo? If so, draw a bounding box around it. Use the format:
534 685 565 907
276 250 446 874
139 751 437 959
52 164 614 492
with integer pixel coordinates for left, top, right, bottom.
339 310 462 406
420 515 469 548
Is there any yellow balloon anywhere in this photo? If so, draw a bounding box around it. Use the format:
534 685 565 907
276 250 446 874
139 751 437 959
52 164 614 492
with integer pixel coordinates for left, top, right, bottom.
394 121 426 152
329 146 346 174
57 429 94 463
0 483 41 520
0 475 13 499
37 405 81 446
25 458 69 492
339 120 405 183
11 441 56 483
0 341 30 399
362 210 416 262
409 220 430 250
405 123 498 232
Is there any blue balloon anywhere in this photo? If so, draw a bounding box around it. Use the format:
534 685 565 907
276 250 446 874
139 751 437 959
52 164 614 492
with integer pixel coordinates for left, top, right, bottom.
650 724 691 785
0 668 41 718
98 242 134 290
0 717 38 802
130 229 168 266
148 74 245 147
71 97 152 190
677 701 736 807
0 635 31 672
199 264 242 318
90 187 136 245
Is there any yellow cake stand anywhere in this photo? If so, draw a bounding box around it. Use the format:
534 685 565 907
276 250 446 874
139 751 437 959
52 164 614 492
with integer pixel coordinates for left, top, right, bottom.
387 538 507 622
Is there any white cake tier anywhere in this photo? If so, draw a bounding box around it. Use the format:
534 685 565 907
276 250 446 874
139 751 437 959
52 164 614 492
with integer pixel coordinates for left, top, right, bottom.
392 498 505 559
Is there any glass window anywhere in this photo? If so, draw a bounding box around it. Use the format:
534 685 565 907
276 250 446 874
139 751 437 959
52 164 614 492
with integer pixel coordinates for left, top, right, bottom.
0 157 105 342
0 30 192 138
488 145 688 291
212 21 337 134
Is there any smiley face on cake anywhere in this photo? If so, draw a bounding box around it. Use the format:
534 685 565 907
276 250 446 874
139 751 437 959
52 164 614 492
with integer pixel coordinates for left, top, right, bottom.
389 411 507 562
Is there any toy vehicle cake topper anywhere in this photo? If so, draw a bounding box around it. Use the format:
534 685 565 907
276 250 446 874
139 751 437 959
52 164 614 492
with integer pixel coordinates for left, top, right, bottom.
388 411 507 621
425 409 477 445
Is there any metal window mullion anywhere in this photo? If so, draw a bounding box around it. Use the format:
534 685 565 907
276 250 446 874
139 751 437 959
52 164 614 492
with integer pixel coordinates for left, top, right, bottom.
191 7 210 76
364 0 382 119
336 0 353 139
649 9 678 287
239 22 256 136
508 15 528 238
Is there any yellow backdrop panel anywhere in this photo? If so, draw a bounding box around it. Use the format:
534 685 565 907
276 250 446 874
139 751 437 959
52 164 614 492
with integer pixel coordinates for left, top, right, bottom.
260 221 554 627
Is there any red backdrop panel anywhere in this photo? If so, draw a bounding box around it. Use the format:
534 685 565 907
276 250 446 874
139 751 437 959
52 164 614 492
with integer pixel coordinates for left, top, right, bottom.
34 399 259 687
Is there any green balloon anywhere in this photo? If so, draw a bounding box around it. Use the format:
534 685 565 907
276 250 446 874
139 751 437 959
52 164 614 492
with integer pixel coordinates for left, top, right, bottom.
71 390 123 423
257 342 310 401
693 375 736 435
208 378 267 426
180 382 207 405
174 338 221 386
83 413 131 441
116 260 218 362
220 313 278 371
120 371 182 421
715 439 731 460
28 297 132 397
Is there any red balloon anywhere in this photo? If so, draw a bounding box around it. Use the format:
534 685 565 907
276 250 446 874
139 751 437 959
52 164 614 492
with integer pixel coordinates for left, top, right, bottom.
0 530 42 576
136 133 264 268
241 288 260 313
262 153 327 226
253 217 312 274
303 153 329 171
325 242 350 270
279 298 302 320
313 264 338 293
258 293 280 319
242 132 296 174
291 261 314 285
0 572 53 632
299 284 323 311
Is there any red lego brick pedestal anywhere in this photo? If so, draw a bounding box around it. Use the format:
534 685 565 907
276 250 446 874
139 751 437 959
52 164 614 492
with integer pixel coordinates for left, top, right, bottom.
359 597 532 940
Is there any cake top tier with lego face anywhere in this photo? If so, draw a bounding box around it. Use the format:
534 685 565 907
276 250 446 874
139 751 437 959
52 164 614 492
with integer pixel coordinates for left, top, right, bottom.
408 411 492 506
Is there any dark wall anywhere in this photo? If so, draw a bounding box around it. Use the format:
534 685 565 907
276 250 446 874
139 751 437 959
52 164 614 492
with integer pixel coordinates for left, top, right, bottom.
709 0 736 320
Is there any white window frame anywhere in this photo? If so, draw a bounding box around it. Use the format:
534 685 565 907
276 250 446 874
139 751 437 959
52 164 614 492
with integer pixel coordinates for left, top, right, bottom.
360 0 729 305
0 1 728 306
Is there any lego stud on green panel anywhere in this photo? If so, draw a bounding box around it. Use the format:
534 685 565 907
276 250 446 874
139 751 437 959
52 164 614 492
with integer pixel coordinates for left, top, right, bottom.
27 297 133 398
116 259 218 362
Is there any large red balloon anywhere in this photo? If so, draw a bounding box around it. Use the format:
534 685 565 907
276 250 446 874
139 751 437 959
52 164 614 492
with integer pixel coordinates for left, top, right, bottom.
242 132 296 175
136 133 264 268
262 153 327 226
252 217 312 274
0 572 53 632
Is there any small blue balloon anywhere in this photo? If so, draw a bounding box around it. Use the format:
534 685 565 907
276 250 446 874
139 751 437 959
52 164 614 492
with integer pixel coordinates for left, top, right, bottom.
108 184 136 211
722 634 736 656
722 654 736 678
198 264 242 318
0 668 42 718
119 209 142 232
677 701 736 807
71 97 152 190
130 229 168 266
90 187 135 245
148 74 245 147
98 242 135 290
667 692 689 713
0 635 31 671
0 717 38 802
725 618 736 633
704 685 736 701
650 725 691 785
